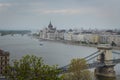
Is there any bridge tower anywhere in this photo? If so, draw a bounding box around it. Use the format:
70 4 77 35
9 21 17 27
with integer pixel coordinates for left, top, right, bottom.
95 44 116 78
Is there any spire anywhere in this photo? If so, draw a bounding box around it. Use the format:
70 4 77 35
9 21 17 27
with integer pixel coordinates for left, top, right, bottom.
50 21 51 24
48 21 53 29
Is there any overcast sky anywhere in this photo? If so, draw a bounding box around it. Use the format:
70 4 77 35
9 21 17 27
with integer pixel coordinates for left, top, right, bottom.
0 0 120 30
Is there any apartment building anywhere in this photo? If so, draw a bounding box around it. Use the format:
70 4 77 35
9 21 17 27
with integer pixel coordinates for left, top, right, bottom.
0 49 9 76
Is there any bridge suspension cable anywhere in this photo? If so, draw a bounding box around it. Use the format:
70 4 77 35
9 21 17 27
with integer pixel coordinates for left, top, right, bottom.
112 51 120 55
59 50 100 71
86 51 104 62
84 50 99 59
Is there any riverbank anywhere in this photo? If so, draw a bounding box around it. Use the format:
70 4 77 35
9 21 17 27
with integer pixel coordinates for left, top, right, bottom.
39 38 120 50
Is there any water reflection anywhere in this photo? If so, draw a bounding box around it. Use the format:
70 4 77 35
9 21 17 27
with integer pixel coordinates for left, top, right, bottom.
96 76 116 80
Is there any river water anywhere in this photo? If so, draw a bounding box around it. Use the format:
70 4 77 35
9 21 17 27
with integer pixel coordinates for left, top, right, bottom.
0 35 120 80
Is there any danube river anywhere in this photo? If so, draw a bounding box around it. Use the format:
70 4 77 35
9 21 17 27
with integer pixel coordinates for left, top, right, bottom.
0 35 120 80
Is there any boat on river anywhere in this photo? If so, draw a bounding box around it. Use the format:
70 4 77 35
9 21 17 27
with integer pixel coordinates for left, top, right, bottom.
39 43 43 46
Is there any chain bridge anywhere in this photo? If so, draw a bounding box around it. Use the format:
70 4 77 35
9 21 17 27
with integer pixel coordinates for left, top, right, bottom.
58 44 120 77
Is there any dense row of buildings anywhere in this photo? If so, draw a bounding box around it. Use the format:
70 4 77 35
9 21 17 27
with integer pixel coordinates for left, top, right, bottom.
39 22 120 46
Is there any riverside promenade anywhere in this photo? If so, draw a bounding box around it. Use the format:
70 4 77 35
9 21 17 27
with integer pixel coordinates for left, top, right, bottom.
39 38 120 50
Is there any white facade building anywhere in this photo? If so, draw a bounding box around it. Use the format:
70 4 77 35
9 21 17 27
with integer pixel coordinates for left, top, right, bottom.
84 34 93 43
64 32 73 41
57 30 65 40
108 35 120 46
99 35 110 44
72 33 85 42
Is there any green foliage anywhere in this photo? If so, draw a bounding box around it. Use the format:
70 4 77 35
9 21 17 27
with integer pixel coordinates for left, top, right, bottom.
4 55 62 80
62 58 92 80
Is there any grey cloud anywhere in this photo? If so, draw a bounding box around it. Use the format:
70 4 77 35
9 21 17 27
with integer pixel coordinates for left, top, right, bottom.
0 0 120 30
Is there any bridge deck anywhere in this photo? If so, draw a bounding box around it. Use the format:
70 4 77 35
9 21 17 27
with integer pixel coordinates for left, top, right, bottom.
59 59 120 72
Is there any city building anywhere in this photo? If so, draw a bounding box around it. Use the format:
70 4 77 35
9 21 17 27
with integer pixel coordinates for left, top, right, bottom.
99 35 110 44
71 32 80 42
91 34 100 44
77 34 85 42
0 49 9 77
84 34 93 44
56 30 65 40
39 22 57 40
64 32 73 41
108 35 120 46
72 33 85 42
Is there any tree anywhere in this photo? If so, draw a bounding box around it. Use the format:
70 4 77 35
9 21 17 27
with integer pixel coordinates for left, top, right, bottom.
4 55 62 80
62 58 92 80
